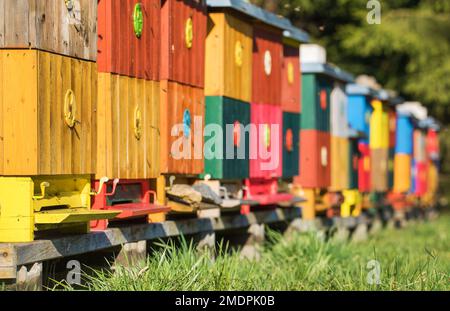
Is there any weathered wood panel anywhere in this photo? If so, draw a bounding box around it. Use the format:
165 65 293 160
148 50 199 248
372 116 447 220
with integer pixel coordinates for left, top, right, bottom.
160 80 204 175
330 136 349 191
97 73 160 179
97 0 160 80
204 12 253 102
160 0 207 87
0 50 97 175
0 0 97 61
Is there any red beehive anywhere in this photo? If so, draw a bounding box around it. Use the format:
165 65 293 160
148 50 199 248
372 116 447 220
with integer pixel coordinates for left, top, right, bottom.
415 161 428 195
160 0 207 87
281 44 301 113
249 103 283 178
98 0 160 80
295 130 331 189
358 142 371 192
388 109 397 148
426 129 439 159
252 24 283 106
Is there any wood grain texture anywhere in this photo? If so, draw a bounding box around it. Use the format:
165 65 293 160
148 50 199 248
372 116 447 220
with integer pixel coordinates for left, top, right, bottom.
281 44 300 113
97 0 160 80
330 136 349 191
97 73 160 179
249 103 282 179
0 0 97 61
204 12 252 102
0 50 97 175
160 0 207 88
252 24 282 106
160 80 204 175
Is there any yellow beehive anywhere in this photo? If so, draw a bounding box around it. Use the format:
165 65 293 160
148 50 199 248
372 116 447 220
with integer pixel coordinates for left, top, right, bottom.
370 100 389 149
204 12 253 102
0 50 97 175
393 154 411 193
422 161 438 207
97 73 160 179
330 136 349 191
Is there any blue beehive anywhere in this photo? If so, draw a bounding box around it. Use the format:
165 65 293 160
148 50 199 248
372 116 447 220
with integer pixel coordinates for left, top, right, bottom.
395 113 414 155
346 84 376 144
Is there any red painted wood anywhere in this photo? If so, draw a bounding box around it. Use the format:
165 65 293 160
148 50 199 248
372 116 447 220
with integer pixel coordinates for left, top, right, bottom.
244 178 294 206
160 0 207 87
426 129 439 159
91 179 168 230
295 130 331 189
98 0 160 80
415 161 428 195
281 44 301 113
249 103 283 178
358 142 371 192
252 24 283 105
388 109 396 148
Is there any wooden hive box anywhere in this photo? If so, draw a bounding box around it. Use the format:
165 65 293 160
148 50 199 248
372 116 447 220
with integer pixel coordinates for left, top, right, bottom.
0 0 97 61
358 142 371 192
369 100 389 149
97 73 160 179
204 96 250 180
249 103 282 179
0 50 97 175
160 81 204 175
160 0 207 88
395 114 413 155
370 148 389 192
413 129 426 162
330 136 349 191
97 0 160 80
330 83 349 138
300 74 332 132
252 24 282 106
204 11 253 102
393 154 411 193
282 111 300 178
295 130 330 189
347 94 373 145
388 109 397 149
281 44 300 113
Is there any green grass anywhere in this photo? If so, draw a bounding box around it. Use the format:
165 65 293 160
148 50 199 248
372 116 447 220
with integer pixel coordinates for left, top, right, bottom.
59 214 450 291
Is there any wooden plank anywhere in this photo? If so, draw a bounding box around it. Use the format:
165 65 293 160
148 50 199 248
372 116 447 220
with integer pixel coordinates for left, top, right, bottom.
8 208 302 267
0 244 16 279
0 0 4 46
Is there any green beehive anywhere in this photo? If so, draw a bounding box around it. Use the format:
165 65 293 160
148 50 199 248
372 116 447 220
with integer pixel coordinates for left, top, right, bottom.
204 96 250 180
348 138 359 189
300 74 332 132
282 112 300 178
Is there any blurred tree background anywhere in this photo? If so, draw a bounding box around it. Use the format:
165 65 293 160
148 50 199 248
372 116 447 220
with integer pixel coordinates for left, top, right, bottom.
251 0 450 172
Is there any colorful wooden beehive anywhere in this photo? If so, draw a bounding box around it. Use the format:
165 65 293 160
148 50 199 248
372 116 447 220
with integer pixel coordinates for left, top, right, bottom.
280 23 308 179
204 96 250 180
0 11 119 240
159 0 207 176
94 1 169 229
98 0 161 80
296 46 353 189
0 0 97 61
346 83 377 193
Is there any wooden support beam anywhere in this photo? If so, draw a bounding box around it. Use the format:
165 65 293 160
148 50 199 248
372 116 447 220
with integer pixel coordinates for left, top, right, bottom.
240 224 265 261
115 241 147 267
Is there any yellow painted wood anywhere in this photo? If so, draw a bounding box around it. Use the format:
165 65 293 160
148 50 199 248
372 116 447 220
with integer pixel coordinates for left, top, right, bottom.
422 161 438 207
0 175 117 242
204 12 252 102
330 136 349 191
35 208 119 224
0 50 97 176
97 73 160 179
370 100 389 149
341 190 362 217
393 154 411 193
